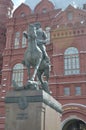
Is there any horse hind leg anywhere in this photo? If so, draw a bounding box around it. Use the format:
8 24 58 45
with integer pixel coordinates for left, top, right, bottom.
44 66 49 82
37 70 44 85
42 67 50 94
37 70 50 94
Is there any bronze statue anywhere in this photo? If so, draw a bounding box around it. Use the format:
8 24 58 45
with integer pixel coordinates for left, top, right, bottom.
13 23 51 94
34 22 50 63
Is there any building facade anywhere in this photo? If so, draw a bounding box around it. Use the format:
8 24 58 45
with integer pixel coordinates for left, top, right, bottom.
0 0 86 130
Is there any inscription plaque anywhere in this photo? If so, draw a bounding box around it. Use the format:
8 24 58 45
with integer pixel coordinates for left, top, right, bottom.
16 113 28 120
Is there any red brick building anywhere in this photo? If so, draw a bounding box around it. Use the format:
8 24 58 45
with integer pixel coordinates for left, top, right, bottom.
0 0 86 130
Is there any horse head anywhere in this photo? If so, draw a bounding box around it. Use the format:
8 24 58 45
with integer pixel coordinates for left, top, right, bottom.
28 24 37 40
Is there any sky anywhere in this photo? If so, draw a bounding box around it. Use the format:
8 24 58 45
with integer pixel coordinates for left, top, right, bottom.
13 0 25 10
13 0 86 10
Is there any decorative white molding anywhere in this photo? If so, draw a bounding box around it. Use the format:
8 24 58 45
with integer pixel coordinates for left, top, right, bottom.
4 64 8 67
3 78 7 81
1 96 5 99
57 80 86 84
2 69 11 72
52 53 63 57
2 90 6 93
2 84 6 87
0 117 5 119
63 103 86 108
80 51 86 53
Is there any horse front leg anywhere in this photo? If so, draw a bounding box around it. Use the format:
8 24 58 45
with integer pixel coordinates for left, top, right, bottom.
31 58 42 81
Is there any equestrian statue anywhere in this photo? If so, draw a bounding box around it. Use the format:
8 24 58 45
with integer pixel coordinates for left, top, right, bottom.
13 22 51 94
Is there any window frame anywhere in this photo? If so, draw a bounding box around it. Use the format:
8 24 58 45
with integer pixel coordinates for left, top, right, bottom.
75 86 81 96
14 32 20 49
64 87 70 96
64 47 80 75
12 63 24 87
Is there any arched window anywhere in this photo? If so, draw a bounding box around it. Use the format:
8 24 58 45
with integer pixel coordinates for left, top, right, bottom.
14 32 20 49
64 47 80 75
22 31 27 48
12 63 24 86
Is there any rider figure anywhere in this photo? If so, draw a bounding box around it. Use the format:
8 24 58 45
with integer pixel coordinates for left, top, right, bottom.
34 22 50 63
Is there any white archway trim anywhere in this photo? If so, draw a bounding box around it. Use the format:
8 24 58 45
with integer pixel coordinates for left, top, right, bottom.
62 103 86 108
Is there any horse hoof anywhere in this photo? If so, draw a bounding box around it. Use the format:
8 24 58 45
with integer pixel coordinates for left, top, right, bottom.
26 80 39 90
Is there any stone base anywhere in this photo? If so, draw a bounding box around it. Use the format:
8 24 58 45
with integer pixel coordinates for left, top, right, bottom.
5 90 62 130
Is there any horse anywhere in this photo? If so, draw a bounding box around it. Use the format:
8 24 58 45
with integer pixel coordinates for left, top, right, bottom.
23 24 50 93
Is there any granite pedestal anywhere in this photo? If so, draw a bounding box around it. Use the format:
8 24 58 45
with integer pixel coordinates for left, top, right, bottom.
5 90 62 130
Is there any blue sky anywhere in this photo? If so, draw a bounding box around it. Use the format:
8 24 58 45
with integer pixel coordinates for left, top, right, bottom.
13 0 86 10
13 0 25 9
